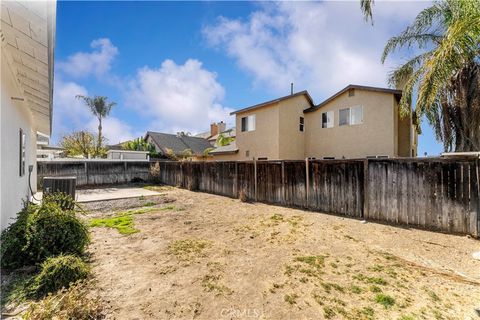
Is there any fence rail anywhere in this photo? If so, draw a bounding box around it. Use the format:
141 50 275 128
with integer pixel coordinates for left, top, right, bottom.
38 158 480 237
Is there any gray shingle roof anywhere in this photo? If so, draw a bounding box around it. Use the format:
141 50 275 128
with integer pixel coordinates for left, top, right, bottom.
146 131 212 156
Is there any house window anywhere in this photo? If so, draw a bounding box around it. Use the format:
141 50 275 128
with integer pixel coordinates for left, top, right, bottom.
19 128 26 176
339 108 350 126
246 150 250 157
299 117 304 132
322 111 334 128
351 106 363 125
348 89 355 97
241 115 256 132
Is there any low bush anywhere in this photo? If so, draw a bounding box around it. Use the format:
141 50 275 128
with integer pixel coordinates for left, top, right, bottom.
25 202 89 262
0 201 89 269
23 280 104 320
0 203 36 269
42 192 76 211
31 255 90 297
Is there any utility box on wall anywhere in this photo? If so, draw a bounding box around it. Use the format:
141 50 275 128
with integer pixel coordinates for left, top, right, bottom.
42 176 77 200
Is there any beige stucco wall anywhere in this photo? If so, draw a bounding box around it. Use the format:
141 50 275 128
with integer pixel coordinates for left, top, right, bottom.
396 97 413 157
304 90 398 159
234 103 280 160
232 95 312 160
207 153 240 161
278 95 309 160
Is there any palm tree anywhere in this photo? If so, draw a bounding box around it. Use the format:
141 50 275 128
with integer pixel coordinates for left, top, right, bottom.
360 0 374 24
381 0 480 152
76 95 116 152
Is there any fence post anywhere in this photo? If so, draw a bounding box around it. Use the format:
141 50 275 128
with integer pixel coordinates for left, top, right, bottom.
234 161 238 197
476 159 480 237
281 161 285 205
254 158 257 202
84 162 88 185
124 161 127 183
363 159 369 219
305 157 309 208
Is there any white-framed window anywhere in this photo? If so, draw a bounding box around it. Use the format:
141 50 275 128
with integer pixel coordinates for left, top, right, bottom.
322 111 334 128
299 117 304 132
339 106 363 126
241 115 256 132
339 108 350 126
351 105 363 125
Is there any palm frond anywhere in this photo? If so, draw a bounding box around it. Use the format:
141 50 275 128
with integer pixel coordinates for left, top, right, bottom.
360 0 374 24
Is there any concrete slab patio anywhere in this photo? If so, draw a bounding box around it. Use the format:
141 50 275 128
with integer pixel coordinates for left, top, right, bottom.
34 186 160 203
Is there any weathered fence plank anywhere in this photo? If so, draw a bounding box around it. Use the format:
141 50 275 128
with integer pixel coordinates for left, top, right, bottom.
365 159 479 236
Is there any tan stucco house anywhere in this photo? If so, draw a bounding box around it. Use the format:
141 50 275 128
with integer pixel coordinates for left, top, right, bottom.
212 85 417 161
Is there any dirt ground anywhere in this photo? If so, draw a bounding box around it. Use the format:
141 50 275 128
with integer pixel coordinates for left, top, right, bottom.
88 187 480 320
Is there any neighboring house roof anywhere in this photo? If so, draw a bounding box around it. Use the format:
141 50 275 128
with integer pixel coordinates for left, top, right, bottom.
209 141 239 155
209 127 236 142
230 91 315 115
146 131 212 156
304 84 403 113
194 131 211 139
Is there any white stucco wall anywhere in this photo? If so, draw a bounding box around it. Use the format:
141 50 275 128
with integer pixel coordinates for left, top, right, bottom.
1 55 38 230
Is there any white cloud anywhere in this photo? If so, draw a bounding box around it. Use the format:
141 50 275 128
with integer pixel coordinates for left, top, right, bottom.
52 76 135 144
127 59 233 134
56 38 118 78
203 1 431 99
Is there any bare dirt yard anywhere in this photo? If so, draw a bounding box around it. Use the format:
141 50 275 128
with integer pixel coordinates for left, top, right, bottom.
86 186 480 320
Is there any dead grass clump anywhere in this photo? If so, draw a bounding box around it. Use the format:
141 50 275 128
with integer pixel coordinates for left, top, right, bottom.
168 239 212 262
23 280 103 320
201 274 233 296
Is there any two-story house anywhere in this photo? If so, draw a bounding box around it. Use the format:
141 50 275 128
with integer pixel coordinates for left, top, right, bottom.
211 85 417 161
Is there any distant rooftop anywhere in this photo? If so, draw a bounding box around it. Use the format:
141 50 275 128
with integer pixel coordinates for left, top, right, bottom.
146 131 211 156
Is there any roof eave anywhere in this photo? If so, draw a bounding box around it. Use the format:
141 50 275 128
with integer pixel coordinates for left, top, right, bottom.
303 84 403 113
230 90 314 115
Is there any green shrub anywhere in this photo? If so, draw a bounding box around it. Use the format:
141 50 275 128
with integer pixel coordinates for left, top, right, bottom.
25 202 89 263
31 255 90 297
1 202 90 269
24 280 103 320
42 192 76 211
0 203 37 269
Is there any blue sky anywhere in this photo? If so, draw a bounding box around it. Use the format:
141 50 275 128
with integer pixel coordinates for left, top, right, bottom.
53 1 442 156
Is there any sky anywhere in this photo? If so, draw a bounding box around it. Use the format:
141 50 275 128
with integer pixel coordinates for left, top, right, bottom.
53 0 443 156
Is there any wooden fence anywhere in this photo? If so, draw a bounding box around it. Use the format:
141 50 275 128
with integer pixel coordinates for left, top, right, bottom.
37 160 150 188
37 158 480 236
151 158 480 237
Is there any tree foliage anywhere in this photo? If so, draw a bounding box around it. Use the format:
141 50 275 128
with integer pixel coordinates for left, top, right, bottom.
60 131 106 158
216 134 235 147
121 137 158 156
76 95 116 152
360 0 374 24
382 0 480 152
